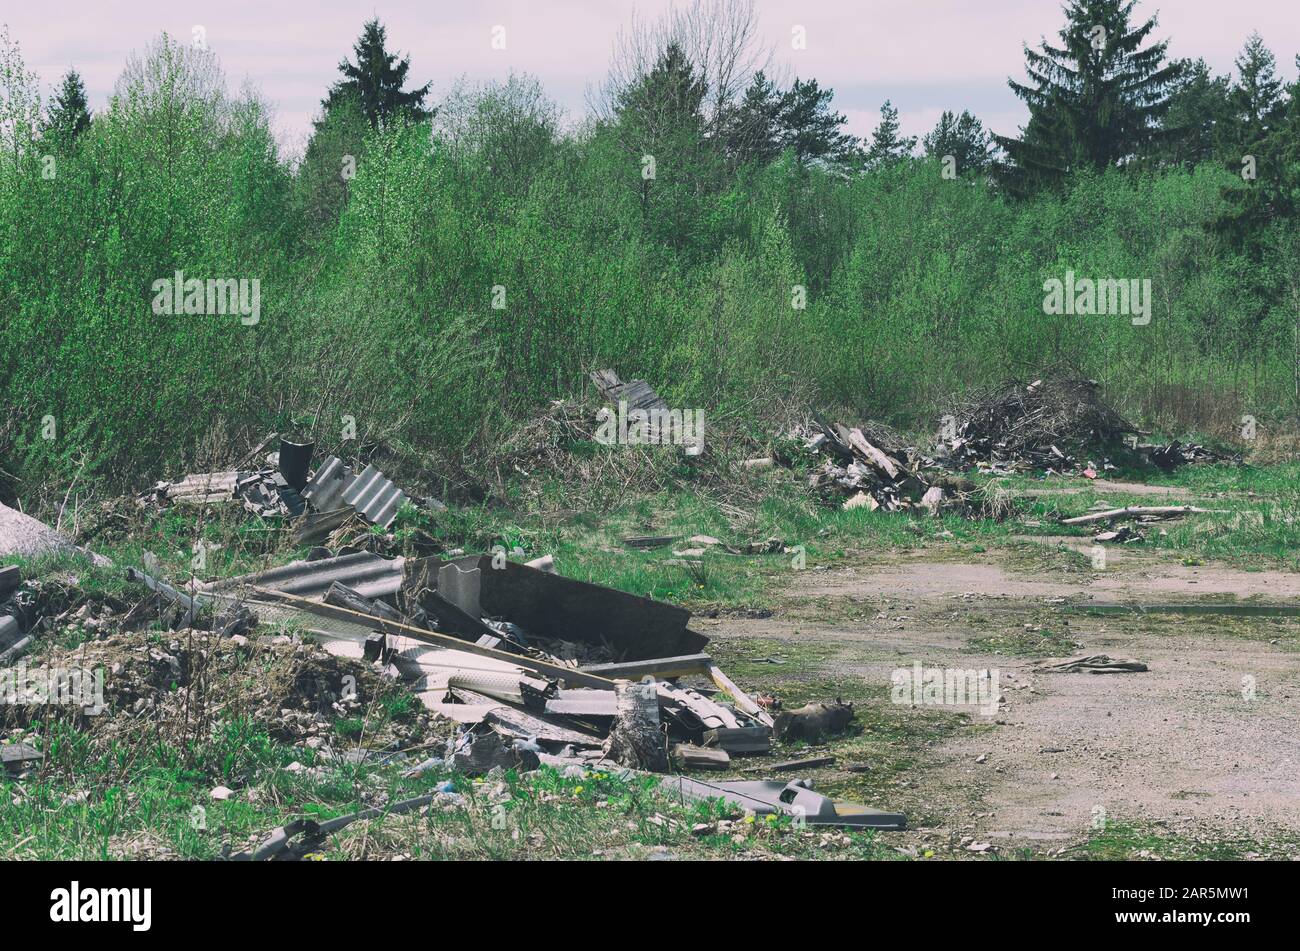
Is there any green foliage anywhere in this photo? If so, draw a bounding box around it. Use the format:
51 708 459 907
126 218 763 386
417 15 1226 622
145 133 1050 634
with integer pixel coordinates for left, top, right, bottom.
864 100 917 168
1 20 1299 502
324 18 432 127
43 69 91 149
996 0 1183 193
922 110 994 176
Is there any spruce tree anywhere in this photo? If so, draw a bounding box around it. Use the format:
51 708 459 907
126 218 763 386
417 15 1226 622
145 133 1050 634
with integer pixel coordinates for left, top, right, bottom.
1227 32 1284 155
994 0 1183 193
324 19 432 127
45 69 91 147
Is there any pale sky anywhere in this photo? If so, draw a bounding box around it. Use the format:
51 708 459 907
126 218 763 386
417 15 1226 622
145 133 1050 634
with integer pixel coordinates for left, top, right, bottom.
5 1 1298 157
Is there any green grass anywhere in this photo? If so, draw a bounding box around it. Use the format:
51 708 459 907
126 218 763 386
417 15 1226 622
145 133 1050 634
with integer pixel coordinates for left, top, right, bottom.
978 464 1300 572
10 462 1300 860
1074 819 1300 861
0 720 902 860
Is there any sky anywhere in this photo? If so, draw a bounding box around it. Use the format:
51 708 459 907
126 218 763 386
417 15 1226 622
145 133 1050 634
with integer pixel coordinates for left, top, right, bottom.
5 1 1299 157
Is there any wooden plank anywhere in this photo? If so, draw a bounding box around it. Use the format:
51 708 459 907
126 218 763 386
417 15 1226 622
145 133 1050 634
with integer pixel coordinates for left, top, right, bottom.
245 585 614 689
622 535 677 549
583 653 713 680
1060 505 1216 526
707 663 774 728
671 743 731 770
847 428 902 480
763 755 836 772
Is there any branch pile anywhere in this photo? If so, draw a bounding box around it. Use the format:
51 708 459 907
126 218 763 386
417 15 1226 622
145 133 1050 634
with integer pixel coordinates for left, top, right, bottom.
937 378 1138 474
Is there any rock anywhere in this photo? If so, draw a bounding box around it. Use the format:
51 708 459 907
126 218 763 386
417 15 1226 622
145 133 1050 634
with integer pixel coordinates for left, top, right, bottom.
0 502 111 566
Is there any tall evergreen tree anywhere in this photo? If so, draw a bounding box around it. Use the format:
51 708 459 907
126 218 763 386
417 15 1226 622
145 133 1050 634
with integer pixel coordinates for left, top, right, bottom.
324 19 432 128
44 69 91 147
1214 49 1300 255
864 100 916 167
615 41 707 142
1231 32 1283 131
994 0 1183 194
778 78 858 167
722 70 785 166
922 109 994 175
1158 58 1233 168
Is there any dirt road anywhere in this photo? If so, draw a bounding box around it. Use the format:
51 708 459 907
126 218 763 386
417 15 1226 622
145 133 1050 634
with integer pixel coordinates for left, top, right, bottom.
702 545 1300 857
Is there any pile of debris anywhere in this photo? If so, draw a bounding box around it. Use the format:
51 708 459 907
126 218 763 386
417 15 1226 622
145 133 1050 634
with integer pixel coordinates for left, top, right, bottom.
140 435 444 540
1146 440 1241 470
189 552 783 776
936 378 1138 475
1 501 111 566
795 417 968 514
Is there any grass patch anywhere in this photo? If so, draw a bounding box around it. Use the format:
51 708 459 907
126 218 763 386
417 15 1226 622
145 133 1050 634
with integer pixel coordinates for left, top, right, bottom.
1073 819 1300 860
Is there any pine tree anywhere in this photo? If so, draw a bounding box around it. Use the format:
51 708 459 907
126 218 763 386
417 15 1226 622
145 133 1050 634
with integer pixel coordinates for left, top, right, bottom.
1158 58 1233 168
994 0 1183 194
1229 32 1284 151
778 78 858 167
324 19 432 127
44 69 91 147
922 110 994 175
722 71 785 166
864 100 916 167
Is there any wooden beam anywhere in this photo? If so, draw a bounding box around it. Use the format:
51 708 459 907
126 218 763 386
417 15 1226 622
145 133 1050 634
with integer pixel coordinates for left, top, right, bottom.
583 653 713 680
702 726 771 754
1061 505 1216 526
707 662 774 727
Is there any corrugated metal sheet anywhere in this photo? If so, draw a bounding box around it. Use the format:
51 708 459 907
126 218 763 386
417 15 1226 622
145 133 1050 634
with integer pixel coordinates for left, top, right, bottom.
301 456 354 513
209 551 405 601
342 464 408 529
